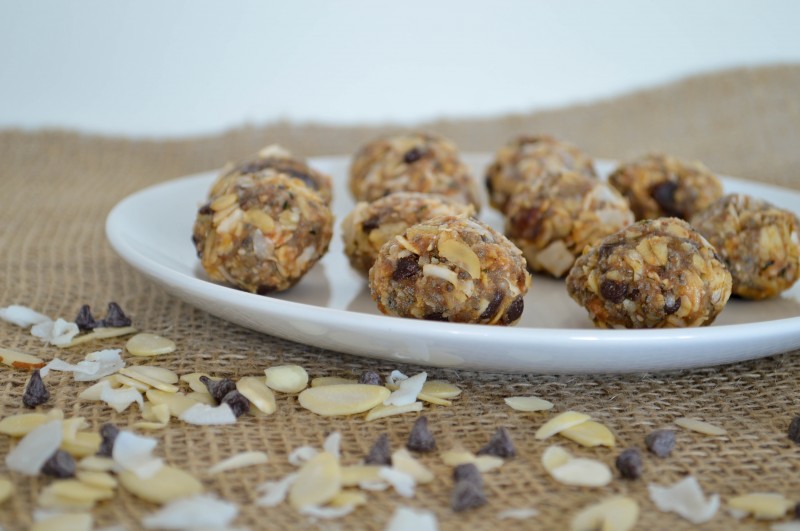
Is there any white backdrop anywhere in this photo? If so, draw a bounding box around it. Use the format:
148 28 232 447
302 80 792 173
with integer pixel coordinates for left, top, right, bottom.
1 0 798 137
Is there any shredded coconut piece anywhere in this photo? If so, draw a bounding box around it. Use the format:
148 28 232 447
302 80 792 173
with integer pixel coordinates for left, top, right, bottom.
31 318 80 346
299 504 356 519
142 494 239 529
0 305 51 327
498 508 540 520
379 467 416 498
208 451 268 475
385 506 438 531
5 419 62 475
384 372 427 407
179 403 237 425
386 370 408 386
288 446 318 466
99 381 144 413
649 476 720 524
358 480 390 491
323 432 342 460
256 473 299 507
77 349 125 381
112 431 163 479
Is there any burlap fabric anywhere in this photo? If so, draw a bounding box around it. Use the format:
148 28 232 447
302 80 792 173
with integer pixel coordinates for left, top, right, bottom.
1 65 799 530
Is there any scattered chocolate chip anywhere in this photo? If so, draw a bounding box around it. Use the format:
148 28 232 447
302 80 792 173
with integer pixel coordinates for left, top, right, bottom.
600 280 628 303
615 448 643 479
476 427 516 458
97 423 120 457
361 216 380 233
501 296 524 324
479 291 504 321
100 302 132 328
74 305 99 331
358 370 382 386
788 416 800 444
403 148 423 164
41 450 76 478
451 463 487 512
200 376 237 404
392 255 421 281
221 390 250 417
407 416 436 452
663 293 682 314
365 433 391 466
645 429 676 457
651 181 681 217
794 501 800 519
22 370 49 408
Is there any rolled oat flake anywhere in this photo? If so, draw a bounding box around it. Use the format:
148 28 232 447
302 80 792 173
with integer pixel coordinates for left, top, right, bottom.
364 433 391 466
407 416 436 453
41 449 76 478
200 376 237 404
97 423 120 457
476 427 516 458
645 429 676 457
615 448 643 480
22 369 49 408
787 415 800 444
358 370 382 386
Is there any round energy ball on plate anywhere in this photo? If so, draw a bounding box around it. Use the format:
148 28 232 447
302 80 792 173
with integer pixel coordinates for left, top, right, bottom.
369 216 531 325
348 132 481 211
566 217 732 328
607 153 723 221
341 192 475 275
193 171 333 293
485 135 596 213
210 144 333 204
504 171 635 278
691 193 800 299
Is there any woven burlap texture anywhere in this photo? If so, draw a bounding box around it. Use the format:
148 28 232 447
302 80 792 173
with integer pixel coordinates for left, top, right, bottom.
1 65 799 530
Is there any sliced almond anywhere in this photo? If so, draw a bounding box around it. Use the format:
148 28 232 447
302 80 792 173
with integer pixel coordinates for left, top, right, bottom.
118 367 179 393
473 455 505 473
125 333 176 357
236 376 277 415
421 380 462 399
541 446 572 473
728 493 794 520
311 376 357 387
31 513 93 531
392 448 434 484
0 412 48 436
243 209 276 233
111 373 152 392
505 396 554 412
61 432 102 458
77 456 115 472
61 326 138 348
62 417 89 442
186 391 216 406
440 450 504 473
288 452 341 510
0 476 13 503
416 392 452 406
119 465 203 505
674 417 727 436
180 373 216 394
0 347 45 369
264 364 309 394
208 451 269 475
37 488 94 511
559 420 615 447
437 238 481 278
340 465 383 487
571 496 639 531
329 490 367 508
365 401 423 421
76 471 118 490
48 479 114 502
145 390 199 417
299 384 391 416
128 365 178 384
550 458 613 487
535 411 591 440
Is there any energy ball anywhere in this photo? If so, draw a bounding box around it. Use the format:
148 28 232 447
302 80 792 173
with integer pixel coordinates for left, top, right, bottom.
505 171 635 278
607 153 722 221
369 216 531 325
691 194 800 299
193 172 333 293
342 192 475 275
566 218 732 328
349 133 481 211
485 135 596 213
210 144 333 204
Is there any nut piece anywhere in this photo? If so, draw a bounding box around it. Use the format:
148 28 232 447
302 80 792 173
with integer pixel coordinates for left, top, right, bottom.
31 514 93 531
504 396 554 412
0 347 46 370
0 476 14 504
0 413 48 436
674 417 727 436
264 364 309 394
421 380 462 399
728 493 794 520
571 496 639 531
559 420 615 447
298 384 391 416
365 402 423 422
288 452 341 510
125 333 176 357
535 411 591 440
118 465 203 504
312 376 358 387
236 377 277 415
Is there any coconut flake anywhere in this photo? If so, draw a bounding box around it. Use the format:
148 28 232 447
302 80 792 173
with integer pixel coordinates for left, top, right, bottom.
358 480 390 491
648 476 720 524
5 419 63 475
112 431 163 479
40 358 97 379
498 508 540 520
323 432 342 460
256 473 299 507
208 451 269 475
379 467 416 498
288 446 319 466
0 305 50 327
299 504 356 519
31 318 80 346
179 403 237 425
99 381 144 413
386 370 408 386
384 372 427 407
142 494 239 529
76 349 125 381
385 506 438 531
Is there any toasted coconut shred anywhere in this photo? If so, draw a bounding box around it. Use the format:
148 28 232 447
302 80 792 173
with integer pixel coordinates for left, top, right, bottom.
648 475 720 524
31 318 80 346
141 494 239 529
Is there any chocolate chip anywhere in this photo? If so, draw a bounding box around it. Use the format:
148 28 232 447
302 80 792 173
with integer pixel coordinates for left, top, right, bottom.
100 302 132 328
200 376 237 404
22 370 49 408
599 242 622 260
361 216 380 233
74 305 99 331
198 203 213 216
392 255 421 281
615 448 643 479
41 450 76 478
663 293 682 314
364 433 391 466
501 296 524 324
451 463 487 512
453 462 483 485
794 501 800 519
423 312 448 322
651 181 681 217
221 390 250 417
476 427 516 458
600 280 628 303
788 415 800 444
645 429 676 457
407 416 436 452
479 291 504 321
358 370 382 386
403 148 423 164
97 423 120 457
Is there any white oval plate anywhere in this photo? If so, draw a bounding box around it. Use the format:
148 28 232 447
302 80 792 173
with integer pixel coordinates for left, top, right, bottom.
106 154 800 374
